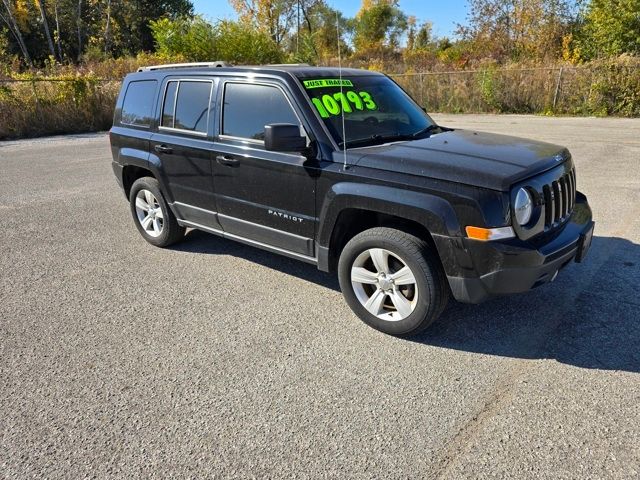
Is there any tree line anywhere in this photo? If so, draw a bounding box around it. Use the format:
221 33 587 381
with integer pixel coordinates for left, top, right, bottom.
1 0 639 69
0 0 192 66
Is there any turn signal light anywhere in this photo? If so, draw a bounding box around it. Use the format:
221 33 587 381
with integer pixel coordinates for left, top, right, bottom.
465 226 515 241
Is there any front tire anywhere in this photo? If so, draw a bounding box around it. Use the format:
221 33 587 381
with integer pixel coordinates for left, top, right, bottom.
129 177 185 247
338 227 448 336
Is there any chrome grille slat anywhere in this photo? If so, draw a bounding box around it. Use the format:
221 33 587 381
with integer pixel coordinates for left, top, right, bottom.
560 176 569 217
543 185 553 227
567 172 574 211
552 181 561 223
542 167 576 230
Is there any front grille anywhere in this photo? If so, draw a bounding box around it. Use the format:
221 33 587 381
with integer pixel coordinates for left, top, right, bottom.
541 168 576 230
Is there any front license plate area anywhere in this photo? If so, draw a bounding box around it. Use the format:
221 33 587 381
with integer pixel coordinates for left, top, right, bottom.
575 222 594 263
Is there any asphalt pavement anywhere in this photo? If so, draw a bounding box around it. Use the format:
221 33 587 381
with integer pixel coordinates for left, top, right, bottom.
1 115 639 478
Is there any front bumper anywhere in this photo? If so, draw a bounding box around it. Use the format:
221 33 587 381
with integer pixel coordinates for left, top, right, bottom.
444 192 594 304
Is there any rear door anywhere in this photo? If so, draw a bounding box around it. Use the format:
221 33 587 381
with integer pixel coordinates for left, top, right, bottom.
150 77 221 229
211 79 318 258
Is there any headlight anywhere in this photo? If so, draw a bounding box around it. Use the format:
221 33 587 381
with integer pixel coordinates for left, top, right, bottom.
514 188 533 225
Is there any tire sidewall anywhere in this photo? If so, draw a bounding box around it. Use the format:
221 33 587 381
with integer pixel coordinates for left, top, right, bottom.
129 177 173 247
338 233 437 336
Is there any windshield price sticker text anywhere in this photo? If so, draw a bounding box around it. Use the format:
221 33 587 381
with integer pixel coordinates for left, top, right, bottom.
311 91 378 118
303 79 354 89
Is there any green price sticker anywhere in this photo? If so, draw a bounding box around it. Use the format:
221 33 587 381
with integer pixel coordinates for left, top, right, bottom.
310 90 378 118
303 78 354 89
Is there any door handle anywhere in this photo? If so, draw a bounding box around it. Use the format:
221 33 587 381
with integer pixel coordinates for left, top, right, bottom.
154 144 173 154
216 155 239 167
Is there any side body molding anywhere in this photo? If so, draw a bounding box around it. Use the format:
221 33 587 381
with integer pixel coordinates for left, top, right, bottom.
317 182 463 247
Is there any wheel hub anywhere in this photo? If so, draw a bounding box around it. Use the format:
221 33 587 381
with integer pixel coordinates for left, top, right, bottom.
377 273 394 292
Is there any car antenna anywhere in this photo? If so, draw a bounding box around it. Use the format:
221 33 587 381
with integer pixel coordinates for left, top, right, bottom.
336 11 348 170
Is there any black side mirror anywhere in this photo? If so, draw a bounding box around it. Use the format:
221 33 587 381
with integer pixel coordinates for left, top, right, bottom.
264 124 307 153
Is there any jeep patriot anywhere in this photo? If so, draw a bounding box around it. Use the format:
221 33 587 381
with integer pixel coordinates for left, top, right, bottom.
109 62 594 336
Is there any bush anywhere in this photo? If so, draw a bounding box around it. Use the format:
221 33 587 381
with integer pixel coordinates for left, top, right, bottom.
391 57 640 115
150 16 283 64
0 77 119 139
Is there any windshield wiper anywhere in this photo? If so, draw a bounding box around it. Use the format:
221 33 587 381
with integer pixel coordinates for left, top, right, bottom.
410 124 441 138
341 125 442 149
341 134 409 149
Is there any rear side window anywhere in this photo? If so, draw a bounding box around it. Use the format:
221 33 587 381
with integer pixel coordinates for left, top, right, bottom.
161 80 212 134
121 80 157 127
222 83 299 141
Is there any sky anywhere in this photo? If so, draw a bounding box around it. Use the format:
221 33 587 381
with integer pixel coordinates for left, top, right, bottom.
193 0 469 39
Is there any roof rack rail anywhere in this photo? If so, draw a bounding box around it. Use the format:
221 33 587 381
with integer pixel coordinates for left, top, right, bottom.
266 63 311 67
137 61 232 72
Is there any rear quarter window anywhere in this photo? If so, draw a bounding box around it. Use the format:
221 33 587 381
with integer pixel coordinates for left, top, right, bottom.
121 80 157 127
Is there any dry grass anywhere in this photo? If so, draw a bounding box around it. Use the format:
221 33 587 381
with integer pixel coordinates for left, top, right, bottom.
392 58 640 116
0 79 119 139
0 56 638 140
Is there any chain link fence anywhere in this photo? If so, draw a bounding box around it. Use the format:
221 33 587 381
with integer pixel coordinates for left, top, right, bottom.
391 64 640 116
1 63 639 139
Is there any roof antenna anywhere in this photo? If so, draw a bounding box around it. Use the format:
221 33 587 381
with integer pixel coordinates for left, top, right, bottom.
336 11 348 170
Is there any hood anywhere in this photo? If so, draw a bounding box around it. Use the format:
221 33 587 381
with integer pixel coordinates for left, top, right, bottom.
352 129 570 191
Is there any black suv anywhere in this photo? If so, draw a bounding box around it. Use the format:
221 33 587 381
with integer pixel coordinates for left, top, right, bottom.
109 62 594 336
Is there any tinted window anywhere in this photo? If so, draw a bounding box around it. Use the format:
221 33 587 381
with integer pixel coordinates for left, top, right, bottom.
299 75 434 148
121 80 157 127
223 83 299 141
161 81 178 127
174 81 211 133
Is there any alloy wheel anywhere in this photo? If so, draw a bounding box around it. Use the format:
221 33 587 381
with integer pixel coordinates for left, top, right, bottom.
350 248 419 321
135 189 164 238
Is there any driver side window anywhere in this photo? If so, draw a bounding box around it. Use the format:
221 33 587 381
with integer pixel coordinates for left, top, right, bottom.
222 83 300 142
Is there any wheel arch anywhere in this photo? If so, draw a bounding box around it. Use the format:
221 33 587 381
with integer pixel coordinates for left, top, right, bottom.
122 165 156 198
317 183 462 272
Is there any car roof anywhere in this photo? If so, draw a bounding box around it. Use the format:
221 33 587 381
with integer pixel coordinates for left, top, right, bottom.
130 64 384 81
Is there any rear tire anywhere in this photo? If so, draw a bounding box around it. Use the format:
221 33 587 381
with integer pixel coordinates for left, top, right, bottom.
129 177 185 247
338 227 448 336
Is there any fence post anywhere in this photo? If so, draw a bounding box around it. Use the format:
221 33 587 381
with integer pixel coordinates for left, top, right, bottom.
420 73 424 108
30 80 43 123
30 80 39 107
553 66 564 110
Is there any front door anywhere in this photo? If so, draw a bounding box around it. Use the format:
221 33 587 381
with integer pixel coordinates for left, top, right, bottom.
212 80 317 258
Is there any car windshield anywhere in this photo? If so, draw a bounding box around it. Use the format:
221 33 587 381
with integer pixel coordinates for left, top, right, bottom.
297 74 437 148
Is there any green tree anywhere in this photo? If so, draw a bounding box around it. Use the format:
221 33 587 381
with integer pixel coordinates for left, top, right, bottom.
458 0 576 61
1 0 194 65
0 0 32 64
353 0 407 53
414 21 432 50
230 0 298 47
150 15 283 64
576 0 640 59
296 1 352 61
406 15 416 50
113 0 192 54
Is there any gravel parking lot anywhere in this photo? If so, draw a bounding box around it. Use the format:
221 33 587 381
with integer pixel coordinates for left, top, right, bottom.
1 114 639 478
